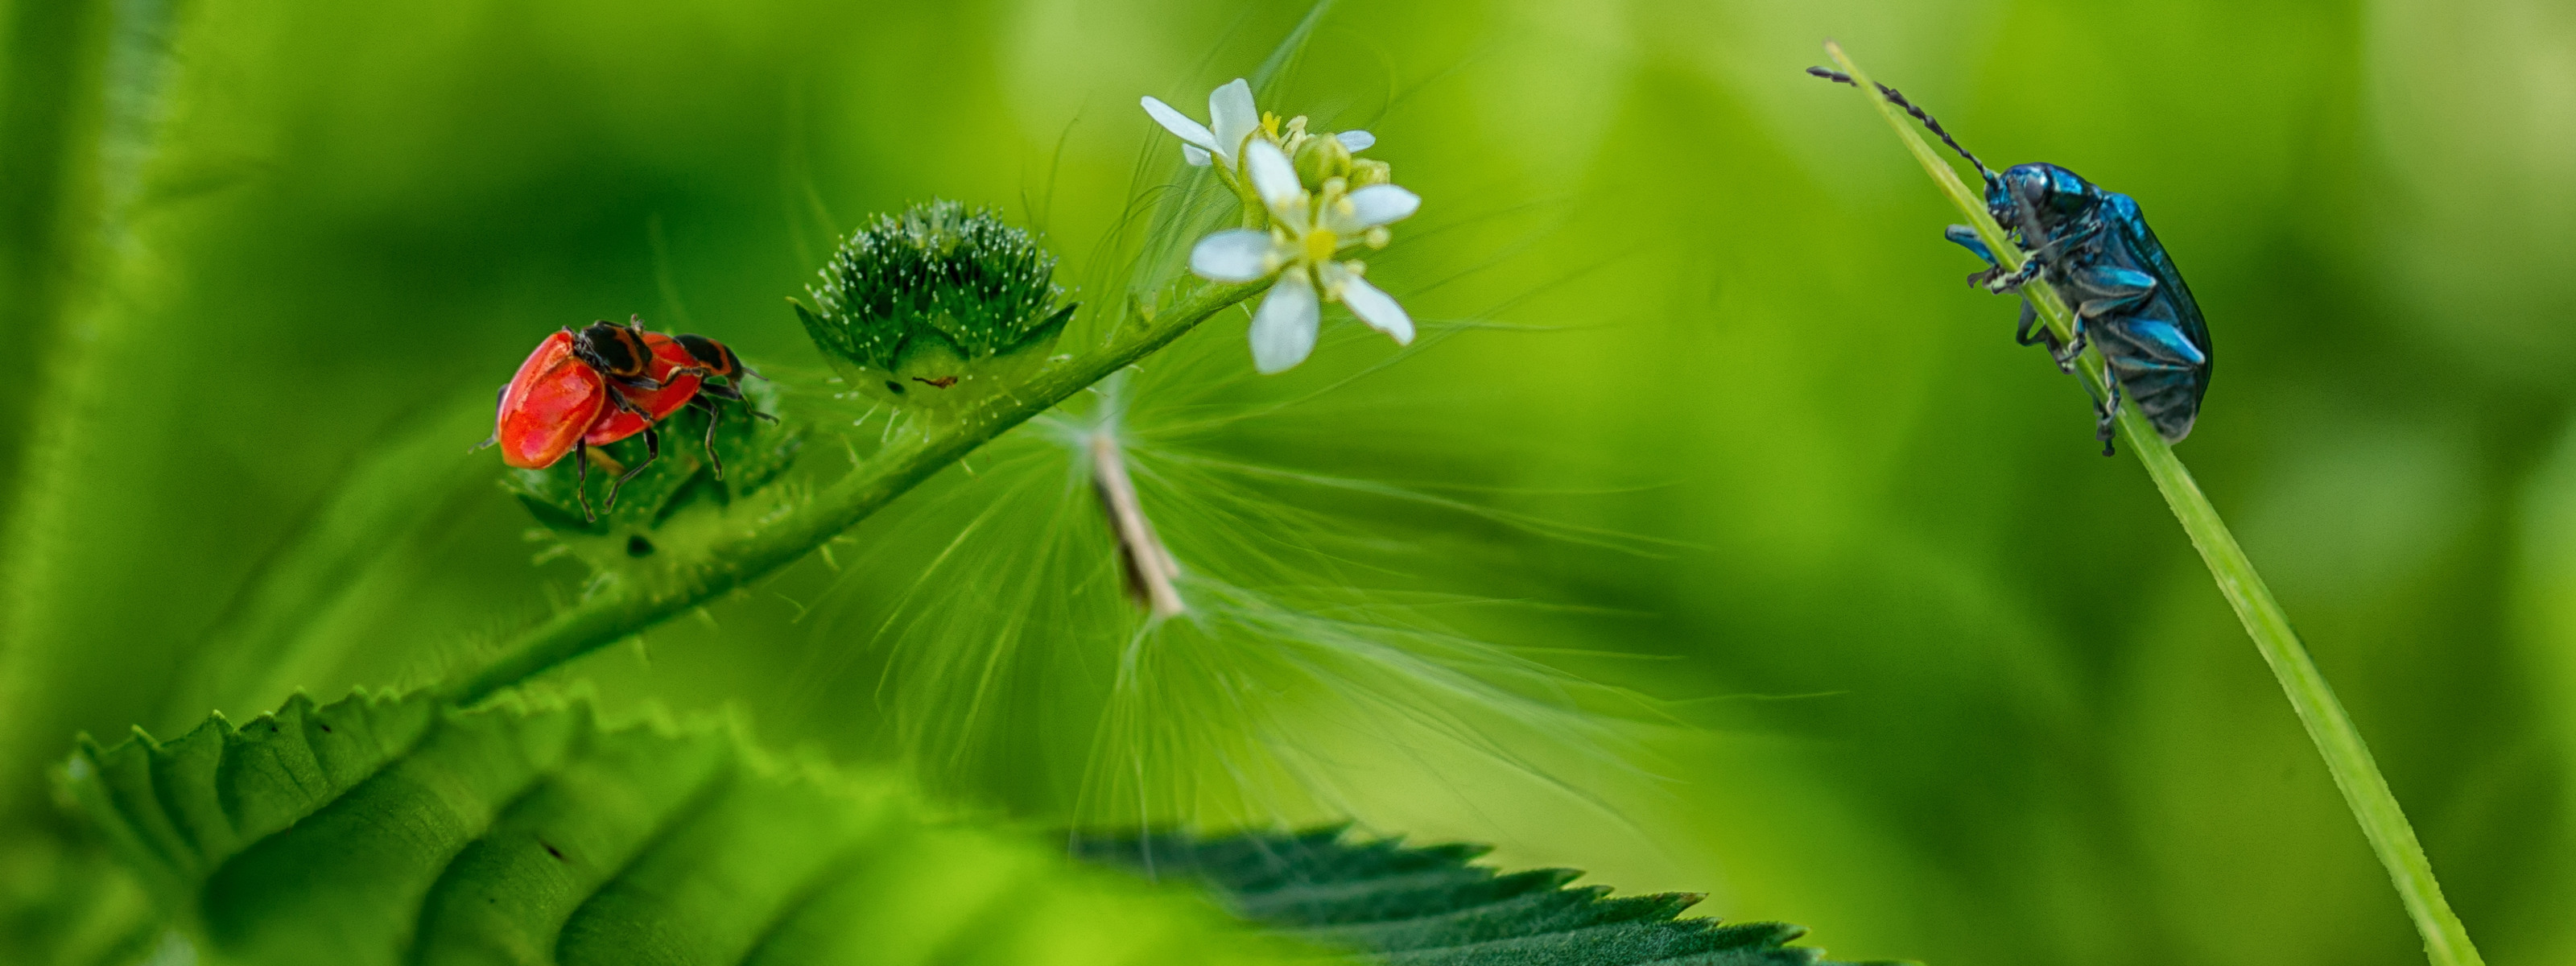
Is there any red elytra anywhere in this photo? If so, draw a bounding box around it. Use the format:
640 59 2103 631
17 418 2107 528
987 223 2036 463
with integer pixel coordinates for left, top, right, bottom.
584 333 704 446
493 331 611 470
486 323 768 521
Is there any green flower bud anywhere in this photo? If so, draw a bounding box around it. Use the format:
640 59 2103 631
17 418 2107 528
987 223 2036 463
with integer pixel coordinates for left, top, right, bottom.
792 200 1077 407
1350 158 1393 187
1293 131 1353 188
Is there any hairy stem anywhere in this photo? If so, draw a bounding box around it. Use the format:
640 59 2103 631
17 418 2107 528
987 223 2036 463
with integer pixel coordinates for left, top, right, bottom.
1824 42 2483 966
442 282 1258 706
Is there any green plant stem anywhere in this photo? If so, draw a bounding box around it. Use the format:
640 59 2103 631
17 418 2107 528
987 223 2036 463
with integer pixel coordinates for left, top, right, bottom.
0 0 188 833
1825 42 2483 966
441 282 1259 707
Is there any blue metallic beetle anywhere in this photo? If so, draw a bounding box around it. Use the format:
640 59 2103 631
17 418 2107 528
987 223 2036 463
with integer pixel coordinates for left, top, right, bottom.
1811 68 2213 455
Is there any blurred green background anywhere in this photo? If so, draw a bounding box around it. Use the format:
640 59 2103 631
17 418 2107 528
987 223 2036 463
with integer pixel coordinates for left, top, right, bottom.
3 0 2572 964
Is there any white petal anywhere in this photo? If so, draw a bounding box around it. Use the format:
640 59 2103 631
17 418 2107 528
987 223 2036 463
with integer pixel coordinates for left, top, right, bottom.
1140 96 1218 150
1337 271 1413 345
1336 130 1376 151
1189 229 1276 282
1208 79 1258 161
1244 140 1304 214
1182 144 1212 166
1335 184 1420 232
1248 272 1320 374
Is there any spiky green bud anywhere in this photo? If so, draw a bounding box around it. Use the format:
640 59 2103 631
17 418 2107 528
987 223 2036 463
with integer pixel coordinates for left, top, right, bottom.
793 201 1076 406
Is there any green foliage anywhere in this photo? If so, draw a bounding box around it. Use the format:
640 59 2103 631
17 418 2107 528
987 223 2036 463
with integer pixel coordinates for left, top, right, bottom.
438 280 1257 711
2 1 2571 965
0 0 192 842
65 688 1308 966
155 391 500 735
794 200 1076 403
65 683 1870 965
803 363 1662 835
1082 830 1885 965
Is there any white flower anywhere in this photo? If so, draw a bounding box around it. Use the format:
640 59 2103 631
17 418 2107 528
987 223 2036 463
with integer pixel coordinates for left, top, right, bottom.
1189 140 1421 374
1141 78 1373 170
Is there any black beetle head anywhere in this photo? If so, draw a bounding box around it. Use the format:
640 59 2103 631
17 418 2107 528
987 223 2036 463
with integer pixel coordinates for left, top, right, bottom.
2022 164 2095 210
572 319 652 378
1991 163 2100 234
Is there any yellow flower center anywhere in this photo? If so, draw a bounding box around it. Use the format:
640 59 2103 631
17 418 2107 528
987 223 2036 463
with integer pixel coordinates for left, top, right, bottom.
1302 228 1339 265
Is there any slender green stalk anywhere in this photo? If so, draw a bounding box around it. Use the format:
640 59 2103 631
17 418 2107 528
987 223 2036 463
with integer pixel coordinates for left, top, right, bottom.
0 0 189 830
441 282 1258 706
1824 42 2482 966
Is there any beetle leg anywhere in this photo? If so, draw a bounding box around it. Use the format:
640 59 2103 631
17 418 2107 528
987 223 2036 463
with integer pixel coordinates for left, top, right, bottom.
1984 257 2046 294
705 403 724 480
702 383 778 421
603 384 657 421
2054 324 2094 373
1945 225 1999 267
2070 265 2157 319
2009 299 2091 374
2076 291 2153 320
2094 380 2123 457
2024 309 2088 373
573 440 597 522
2012 299 2057 349
2045 217 2107 256
2106 314 2209 367
2048 364 2123 456
602 426 658 512
687 395 728 480
694 381 779 423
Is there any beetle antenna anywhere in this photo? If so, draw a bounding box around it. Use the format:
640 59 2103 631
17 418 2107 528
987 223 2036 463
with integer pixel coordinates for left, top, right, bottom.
1807 67 2000 189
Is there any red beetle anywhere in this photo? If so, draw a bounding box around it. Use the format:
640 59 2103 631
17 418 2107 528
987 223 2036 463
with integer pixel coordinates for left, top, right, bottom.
584 332 704 446
666 332 775 477
482 329 633 521
672 333 761 388
483 321 768 520
484 321 684 521
490 330 609 471
587 332 774 479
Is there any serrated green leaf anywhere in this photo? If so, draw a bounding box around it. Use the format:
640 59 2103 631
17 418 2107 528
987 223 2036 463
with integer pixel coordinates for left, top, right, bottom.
64 689 1304 966
1079 831 1893 966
